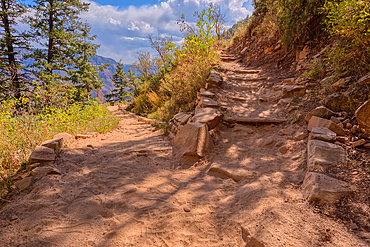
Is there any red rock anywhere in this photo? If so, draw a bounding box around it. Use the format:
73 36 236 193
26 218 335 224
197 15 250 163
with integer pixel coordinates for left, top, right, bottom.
364 143 370 149
337 136 348 143
352 139 366 148
308 116 346 136
346 123 352 129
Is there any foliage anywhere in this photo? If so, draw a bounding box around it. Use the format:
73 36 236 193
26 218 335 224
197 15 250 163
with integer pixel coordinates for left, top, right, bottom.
278 0 325 49
0 97 119 198
106 62 141 103
324 0 370 48
127 4 219 121
322 0 370 78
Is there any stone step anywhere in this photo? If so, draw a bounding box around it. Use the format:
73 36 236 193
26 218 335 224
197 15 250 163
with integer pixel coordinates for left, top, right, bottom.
223 116 287 124
226 76 268 82
230 69 261 74
223 85 258 92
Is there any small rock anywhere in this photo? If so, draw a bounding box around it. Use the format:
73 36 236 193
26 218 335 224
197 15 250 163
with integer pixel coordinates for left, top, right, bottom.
277 98 292 108
302 172 353 203
173 112 192 125
294 131 308 141
199 97 218 108
325 93 351 112
308 116 346 136
183 206 191 212
305 106 335 123
364 143 370 149
87 144 94 149
53 132 72 144
358 74 370 85
279 126 296 136
275 141 284 148
281 85 306 98
355 99 370 132
309 127 337 143
28 146 56 165
206 72 223 86
307 140 347 172
352 139 366 148
282 78 295 85
346 123 352 129
330 116 343 124
337 136 349 143
10 215 18 222
200 90 215 97
29 163 41 170
75 134 93 139
14 177 32 191
41 138 64 150
278 145 289 154
331 77 352 91
348 223 359 230
31 167 61 177
208 163 256 182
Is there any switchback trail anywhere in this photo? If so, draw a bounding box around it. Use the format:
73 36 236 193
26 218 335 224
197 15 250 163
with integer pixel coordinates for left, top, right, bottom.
0 59 367 247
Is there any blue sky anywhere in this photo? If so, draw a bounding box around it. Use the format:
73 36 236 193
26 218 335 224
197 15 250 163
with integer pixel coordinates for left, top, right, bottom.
22 0 254 64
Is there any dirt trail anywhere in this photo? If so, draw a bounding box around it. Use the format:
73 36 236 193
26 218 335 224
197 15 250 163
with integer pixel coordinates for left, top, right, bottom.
0 60 368 247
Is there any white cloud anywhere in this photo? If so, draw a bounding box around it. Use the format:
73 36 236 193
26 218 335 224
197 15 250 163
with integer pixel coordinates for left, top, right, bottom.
81 0 253 63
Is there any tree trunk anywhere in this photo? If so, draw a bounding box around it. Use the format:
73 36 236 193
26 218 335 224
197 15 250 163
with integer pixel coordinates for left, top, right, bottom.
47 0 54 74
1 0 20 98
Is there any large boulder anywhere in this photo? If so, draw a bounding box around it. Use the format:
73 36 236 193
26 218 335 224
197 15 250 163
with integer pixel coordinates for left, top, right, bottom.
28 146 56 165
355 99 370 132
172 122 213 159
325 93 351 112
308 116 346 136
192 108 222 130
307 140 346 172
305 106 335 123
302 172 352 203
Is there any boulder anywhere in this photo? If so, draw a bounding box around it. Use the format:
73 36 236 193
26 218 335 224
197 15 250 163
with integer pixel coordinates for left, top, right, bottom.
28 146 56 165
358 74 370 85
173 112 192 125
307 140 346 172
281 85 306 98
172 122 213 159
355 99 370 132
31 166 61 177
302 172 352 203
41 138 64 150
200 90 215 97
199 97 218 108
192 108 222 130
309 127 336 143
53 132 72 144
305 106 335 123
14 177 32 191
308 116 346 136
206 72 223 86
331 77 352 91
325 93 351 112
208 163 257 182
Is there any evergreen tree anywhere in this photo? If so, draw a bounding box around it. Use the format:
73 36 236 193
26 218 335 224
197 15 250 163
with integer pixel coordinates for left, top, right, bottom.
25 0 90 85
68 22 105 100
0 0 29 99
106 62 140 103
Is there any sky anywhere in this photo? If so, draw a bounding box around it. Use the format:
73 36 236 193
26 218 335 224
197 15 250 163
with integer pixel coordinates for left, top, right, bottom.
22 0 254 64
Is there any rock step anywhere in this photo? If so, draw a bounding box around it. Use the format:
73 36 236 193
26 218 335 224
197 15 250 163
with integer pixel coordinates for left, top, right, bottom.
208 163 257 182
223 85 258 92
227 76 268 82
223 116 286 124
220 56 240 61
229 69 261 74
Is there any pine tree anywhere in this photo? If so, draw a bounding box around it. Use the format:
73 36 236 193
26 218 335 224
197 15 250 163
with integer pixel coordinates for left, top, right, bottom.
0 0 29 99
68 22 105 100
106 62 140 103
25 0 90 85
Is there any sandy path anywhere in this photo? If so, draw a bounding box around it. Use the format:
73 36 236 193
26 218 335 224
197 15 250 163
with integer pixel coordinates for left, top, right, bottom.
0 60 368 247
